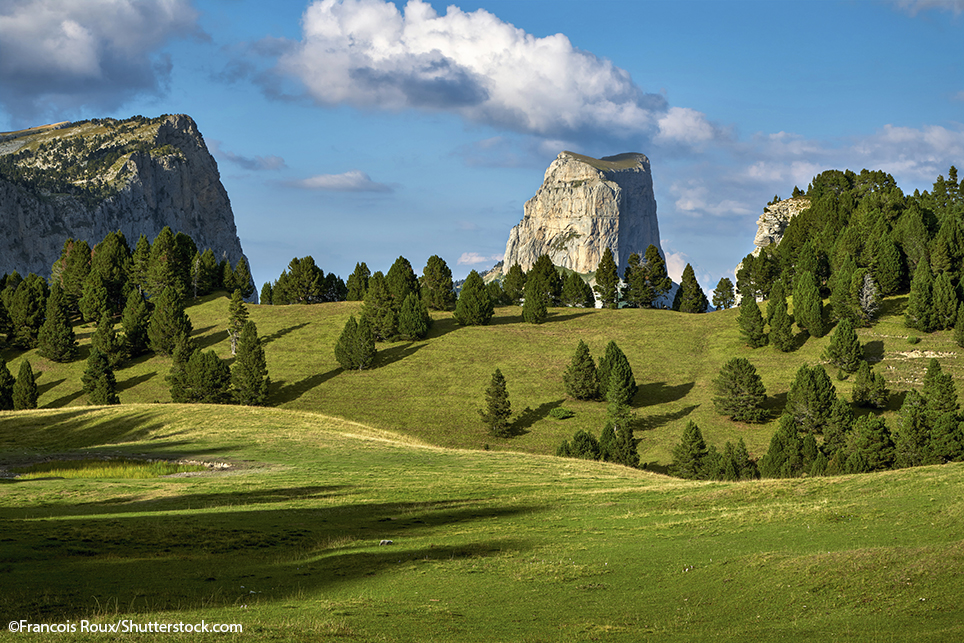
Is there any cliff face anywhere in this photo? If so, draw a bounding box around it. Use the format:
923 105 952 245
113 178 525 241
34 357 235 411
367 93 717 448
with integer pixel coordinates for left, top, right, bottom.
751 196 811 253
502 151 661 277
0 114 247 280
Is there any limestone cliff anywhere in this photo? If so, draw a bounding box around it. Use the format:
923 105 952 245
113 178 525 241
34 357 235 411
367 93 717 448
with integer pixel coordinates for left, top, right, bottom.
502 151 661 277
0 114 248 281
750 196 811 254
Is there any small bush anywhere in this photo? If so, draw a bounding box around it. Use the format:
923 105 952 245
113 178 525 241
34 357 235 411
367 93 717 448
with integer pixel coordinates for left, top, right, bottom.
549 407 575 420
907 336 921 345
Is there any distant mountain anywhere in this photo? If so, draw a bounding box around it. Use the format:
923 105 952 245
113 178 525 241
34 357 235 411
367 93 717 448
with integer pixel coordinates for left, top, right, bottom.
0 114 247 280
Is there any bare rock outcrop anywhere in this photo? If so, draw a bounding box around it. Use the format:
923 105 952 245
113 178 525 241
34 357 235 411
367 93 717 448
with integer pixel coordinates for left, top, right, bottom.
0 114 248 282
751 196 811 253
502 151 661 276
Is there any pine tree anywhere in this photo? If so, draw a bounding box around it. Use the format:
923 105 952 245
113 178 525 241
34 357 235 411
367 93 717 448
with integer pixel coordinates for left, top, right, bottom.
607 410 639 468
673 264 708 313
130 234 152 293
759 414 804 478
737 294 767 348
121 289 151 358
89 230 132 314
597 341 636 404
146 226 182 299
670 421 708 479
851 270 881 327
232 321 269 405
56 238 91 317
823 318 862 373
360 272 398 340
454 270 494 326
486 280 508 306
147 286 193 356
563 340 600 400
346 262 370 301
561 272 595 307
556 429 601 460
849 415 895 472
605 356 637 408
793 270 825 337
233 257 254 298
0 358 14 410
480 368 512 437
398 292 432 340
929 412 964 463
931 271 958 330
641 244 672 306
334 316 376 371
923 358 958 422
9 275 47 349
169 349 231 404
37 284 77 362
502 264 526 304
528 255 563 306
260 282 273 305
421 255 456 311
712 277 735 310
712 357 768 423
386 256 420 306
905 257 935 332
823 397 855 458
82 348 119 405
79 269 110 323
851 361 889 409
828 259 855 323
768 291 795 352
12 359 38 410
91 312 124 368
593 248 620 309
786 364 837 434
872 234 903 295
227 289 249 356
895 390 929 468
522 274 549 323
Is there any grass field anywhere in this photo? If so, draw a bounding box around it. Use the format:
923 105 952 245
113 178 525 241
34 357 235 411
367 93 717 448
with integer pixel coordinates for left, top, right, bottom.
2 294 963 640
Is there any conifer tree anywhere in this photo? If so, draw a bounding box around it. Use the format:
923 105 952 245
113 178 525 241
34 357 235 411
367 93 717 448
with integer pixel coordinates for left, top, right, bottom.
454 270 494 326
641 244 672 306
480 368 512 437
605 356 637 408
563 340 600 400
931 271 958 330
131 234 151 293
737 294 767 348
766 280 785 325
147 286 193 356
597 341 636 404
169 349 231 403
923 358 958 422
895 390 929 468
759 414 804 478
673 264 708 313
793 270 825 337
386 256 420 306
398 292 432 340
486 280 508 307
593 248 620 309
82 348 119 405
823 318 862 373
121 289 151 358
786 364 836 434
848 415 895 472
556 429 601 460
522 274 549 323
146 226 182 299
561 272 595 307
528 255 563 305
334 316 376 371
227 289 249 356
233 257 254 298
421 255 456 311
221 259 236 294
37 284 77 362
0 358 14 410
361 271 398 340
346 262 370 301
12 359 38 410
871 234 903 295
91 312 124 368
929 413 964 463
851 270 881 327
823 397 854 461
768 290 795 352
712 277 735 310
79 269 110 323
502 264 526 304
670 421 708 479
712 357 768 423
0 298 10 345
260 282 273 305
606 410 639 468
905 257 935 332
851 361 889 409
10 275 47 349
232 321 269 405
55 238 91 316
89 230 132 314
828 259 855 323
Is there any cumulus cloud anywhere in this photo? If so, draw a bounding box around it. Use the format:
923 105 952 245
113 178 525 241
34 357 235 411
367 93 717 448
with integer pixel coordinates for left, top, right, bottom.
457 252 504 265
287 170 393 192
891 0 964 15
0 0 204 123
267 0 719 146
209 140 287 171
663 250 689 283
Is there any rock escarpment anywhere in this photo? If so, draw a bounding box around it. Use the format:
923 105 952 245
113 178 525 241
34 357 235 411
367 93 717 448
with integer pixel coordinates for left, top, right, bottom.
0 114 247 279
502 151 661 277
751 196 811 253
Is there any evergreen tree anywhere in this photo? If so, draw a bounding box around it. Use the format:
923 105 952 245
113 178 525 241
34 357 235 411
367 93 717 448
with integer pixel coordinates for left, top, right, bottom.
759 414 804 478
361 271 398 340
931 271 958 330
37 284 77 362
0 358 14 410
851 361 889 409
130 234 152 293
421 255 456 311
454 270 494 326
486 280 509 306
480 368 512 437
670 421 709 479
641 244 672 306
768 290 795 352
386 256 420 306
233 257 254 299
346 262 370 301
792 270 825 337
502 264 526 304
597 341 636 404
82 348 119 405
561 272 595 307
823 318 862 373
9 275 47 349
146 226 182 299
851 270 881 327
712 357 768 423
848 415 895 472
200 249 221 294
712 277 735 310
321 270 347 302
828 258 855 323
593 248 620 308
89 230 131 314
895 390 930 468
398 292 432 341
274 256 323 304
227 289 249 355
528 255 563 305
606 410 639 468
522 274 549 323
232 321 269 405
737 294 767 348
905 257 935 332
955 302 964 348
79 269 111 323
672 263 708 313
334 316 376 371
563 340 600 400
147 287 193 356
121 289 151 358
260 282 273 306
786 364 837 434
556 429 601 460
91 312 124 368
0 297 9 345
12 359 38 410
605 355 637 408
169 349 231 404
55 238 91 316
872 234 903 295
922 358 958 422
823 397 855 458
929 412 964 463
221 258 236 293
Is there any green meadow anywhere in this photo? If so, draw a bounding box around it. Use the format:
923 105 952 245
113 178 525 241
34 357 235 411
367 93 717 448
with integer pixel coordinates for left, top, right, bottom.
2 294 963 640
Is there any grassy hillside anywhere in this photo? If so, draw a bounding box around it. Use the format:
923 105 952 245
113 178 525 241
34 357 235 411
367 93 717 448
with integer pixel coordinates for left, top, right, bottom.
2 293 960 467
1 405 961 641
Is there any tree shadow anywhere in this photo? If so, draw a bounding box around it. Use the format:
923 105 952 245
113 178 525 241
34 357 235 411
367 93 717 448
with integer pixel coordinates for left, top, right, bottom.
262 322 311 345
46 388 84 408
377 341 428 368
864 340 884 363
36 378 66 398
635 381 694 407
510 399 565 435
635 404 699 432
116 371 156 392
764 391 788 417
270 368 341 404
0 408 167 451
195 329 229 350
790 330 810 351
879 295 907 318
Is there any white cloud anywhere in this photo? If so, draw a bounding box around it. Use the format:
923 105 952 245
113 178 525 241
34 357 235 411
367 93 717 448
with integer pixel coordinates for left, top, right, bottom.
457 252 503 265
269 0 719 146
953 90 964 102
671 180 755 217
663 250 689 283
288 170 393 192
209 140 287 171
891 0 964 16
0 0 203 123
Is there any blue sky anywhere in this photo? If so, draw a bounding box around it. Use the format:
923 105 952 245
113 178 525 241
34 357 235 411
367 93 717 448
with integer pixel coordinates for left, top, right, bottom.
1 0 962 293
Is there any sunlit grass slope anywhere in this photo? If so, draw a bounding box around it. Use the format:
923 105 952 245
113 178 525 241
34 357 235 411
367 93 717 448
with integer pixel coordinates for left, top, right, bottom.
0 405 961 642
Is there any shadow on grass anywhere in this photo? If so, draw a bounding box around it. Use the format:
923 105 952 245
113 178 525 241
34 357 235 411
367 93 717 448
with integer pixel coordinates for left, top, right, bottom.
271 368 341 404
636 404 699 432
262 322 311 345
0 496 539 620
880 296 907 318
864 340 885 363
0 407 166 451
36 377 66 398
427 308 594 340
764 392 788 417
195 329 229 350
46 388 84 408
511 399 565 435
790 330 810 351
116 371 156 393
635 381 694 407
377 341 429 368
